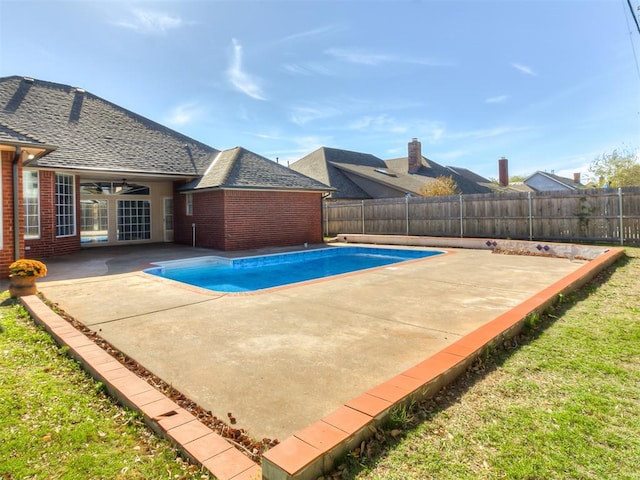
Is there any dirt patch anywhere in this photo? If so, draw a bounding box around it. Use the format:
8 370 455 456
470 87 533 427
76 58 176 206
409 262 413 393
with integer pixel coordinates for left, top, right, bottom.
492 247 589 261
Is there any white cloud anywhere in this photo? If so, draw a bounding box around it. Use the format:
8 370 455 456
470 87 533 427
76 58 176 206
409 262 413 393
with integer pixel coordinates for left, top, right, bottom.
437 149 472 161
485 95 509 104
227 38 267 101
289 104 340 125
447 126 531 140
277 24 344 43
512 63 537 76
164 102 204 127
115 9 183 35
282 62 333 76
349 114 407 134
325 48 455 67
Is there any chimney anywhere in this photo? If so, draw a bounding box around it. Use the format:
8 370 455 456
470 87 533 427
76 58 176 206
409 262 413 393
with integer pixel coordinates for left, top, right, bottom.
408 138 422 174
498 157 509 186
573 172 581 184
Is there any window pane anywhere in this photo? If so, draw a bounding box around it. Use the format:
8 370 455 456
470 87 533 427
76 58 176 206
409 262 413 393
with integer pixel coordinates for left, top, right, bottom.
23 170 40 239
117 200 151 241
80 199 108 243
55 173 76 237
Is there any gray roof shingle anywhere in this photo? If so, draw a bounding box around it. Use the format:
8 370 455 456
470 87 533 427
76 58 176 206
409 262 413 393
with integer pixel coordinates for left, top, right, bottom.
291 147 379 198
0 121 56 151
183 147 333 192
0 76 218 176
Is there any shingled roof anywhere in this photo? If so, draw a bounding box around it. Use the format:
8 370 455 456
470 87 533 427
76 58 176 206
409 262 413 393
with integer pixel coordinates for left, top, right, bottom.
182 147 333 192
0 76 218 177
290 147 380 198
290 146 492 198
0 121 57 153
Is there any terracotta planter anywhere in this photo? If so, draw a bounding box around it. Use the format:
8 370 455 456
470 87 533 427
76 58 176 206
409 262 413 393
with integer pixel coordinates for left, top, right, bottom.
9 275 37 297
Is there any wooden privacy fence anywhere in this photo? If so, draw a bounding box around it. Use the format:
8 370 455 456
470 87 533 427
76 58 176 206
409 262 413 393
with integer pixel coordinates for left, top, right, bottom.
323 187 640 245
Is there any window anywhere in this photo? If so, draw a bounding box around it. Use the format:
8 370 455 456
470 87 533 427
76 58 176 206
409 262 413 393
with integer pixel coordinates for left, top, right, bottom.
80 181 150 195
117 200 150 241
80 199 108 243
186 193 193 216
56 173 76 237
23 170 40 239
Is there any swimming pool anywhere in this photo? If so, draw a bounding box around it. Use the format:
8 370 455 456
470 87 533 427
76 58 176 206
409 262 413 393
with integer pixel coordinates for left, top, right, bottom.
145 246 443 293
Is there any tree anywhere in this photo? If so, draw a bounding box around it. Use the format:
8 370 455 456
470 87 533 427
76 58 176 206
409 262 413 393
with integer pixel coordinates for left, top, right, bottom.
589 148 640 187
419 176 459 197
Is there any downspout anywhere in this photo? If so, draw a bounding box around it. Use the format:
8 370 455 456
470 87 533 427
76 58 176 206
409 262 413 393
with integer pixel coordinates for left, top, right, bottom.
321 192 330 239
12 147 22 261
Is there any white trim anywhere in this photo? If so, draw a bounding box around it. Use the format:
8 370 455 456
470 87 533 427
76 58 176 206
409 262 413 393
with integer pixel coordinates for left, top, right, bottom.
55 172 77 238
186 193 193 216
23 169 40 239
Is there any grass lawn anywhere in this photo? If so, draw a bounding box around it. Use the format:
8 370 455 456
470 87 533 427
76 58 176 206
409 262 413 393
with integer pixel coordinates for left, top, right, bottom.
1 246 639 479
345 247 640 479
0 294 213 480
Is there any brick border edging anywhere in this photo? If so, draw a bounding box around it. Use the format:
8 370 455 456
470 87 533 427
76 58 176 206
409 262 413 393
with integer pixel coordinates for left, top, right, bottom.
261 247 625 480
19 295 262 480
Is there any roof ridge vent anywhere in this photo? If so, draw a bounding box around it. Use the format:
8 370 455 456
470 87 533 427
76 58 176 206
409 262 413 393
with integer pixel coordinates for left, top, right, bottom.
23 77 34 83
74 87 85 93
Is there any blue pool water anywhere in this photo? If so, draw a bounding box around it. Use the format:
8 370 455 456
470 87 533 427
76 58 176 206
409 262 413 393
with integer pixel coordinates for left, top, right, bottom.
145 246 443 293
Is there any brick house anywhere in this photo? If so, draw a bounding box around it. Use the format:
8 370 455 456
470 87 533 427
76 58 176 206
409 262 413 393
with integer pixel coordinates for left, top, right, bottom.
0 76 331 277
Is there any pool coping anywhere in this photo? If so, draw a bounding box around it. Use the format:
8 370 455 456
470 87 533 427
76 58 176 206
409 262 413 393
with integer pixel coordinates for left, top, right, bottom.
18 241 624 480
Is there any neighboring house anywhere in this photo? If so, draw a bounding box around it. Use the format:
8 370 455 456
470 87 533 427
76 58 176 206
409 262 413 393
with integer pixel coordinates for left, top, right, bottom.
0 76 331 276
523 171 583 192
290 138 492 200
443 165 495 192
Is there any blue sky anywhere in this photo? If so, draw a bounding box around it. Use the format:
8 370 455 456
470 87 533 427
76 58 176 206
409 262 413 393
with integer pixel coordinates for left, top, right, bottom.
1 0 639 180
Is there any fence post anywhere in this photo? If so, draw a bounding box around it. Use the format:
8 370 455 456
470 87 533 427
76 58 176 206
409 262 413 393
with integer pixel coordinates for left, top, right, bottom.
405 195 410 236
619 188 624 246
528 191 533 241
361 200 365 234
459 194 464 238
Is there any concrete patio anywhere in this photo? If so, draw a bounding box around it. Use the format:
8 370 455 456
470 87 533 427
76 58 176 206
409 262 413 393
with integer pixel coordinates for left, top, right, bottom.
21 239 622 479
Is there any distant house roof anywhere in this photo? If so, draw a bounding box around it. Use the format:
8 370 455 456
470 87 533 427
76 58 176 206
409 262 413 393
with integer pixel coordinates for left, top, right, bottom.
0 75 218 177
182 147 333 192
446 166 492 185
524 171 583 192
290 146 492 199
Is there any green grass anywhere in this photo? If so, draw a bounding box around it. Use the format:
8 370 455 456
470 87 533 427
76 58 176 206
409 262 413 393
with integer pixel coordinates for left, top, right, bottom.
2 247 639 479
347 247 640 480
0 296 213 480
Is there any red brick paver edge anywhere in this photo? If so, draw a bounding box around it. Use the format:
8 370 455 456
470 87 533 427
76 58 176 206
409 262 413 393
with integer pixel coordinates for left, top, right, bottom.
19 295 261 480
262 247 624 480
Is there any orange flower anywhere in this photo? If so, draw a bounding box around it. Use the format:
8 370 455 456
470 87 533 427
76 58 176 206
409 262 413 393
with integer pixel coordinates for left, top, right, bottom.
8 259 48 278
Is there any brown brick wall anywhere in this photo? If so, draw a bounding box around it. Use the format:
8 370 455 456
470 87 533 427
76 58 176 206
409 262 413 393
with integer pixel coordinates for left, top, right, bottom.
25 171 81 258
173 186 323 251
173 188 226 249
222 190 322 250
1 150 21 277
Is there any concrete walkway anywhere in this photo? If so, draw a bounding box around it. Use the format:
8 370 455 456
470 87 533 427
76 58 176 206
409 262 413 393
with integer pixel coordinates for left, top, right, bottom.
36 243 589 442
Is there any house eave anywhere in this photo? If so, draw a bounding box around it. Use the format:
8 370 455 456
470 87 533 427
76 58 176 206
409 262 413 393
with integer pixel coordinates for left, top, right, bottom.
179 185 334 194
1 142 57 161
26 164 198 182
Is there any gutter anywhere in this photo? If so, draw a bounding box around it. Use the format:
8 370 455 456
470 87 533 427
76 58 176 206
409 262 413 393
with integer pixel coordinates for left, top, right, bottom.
12 147 21 261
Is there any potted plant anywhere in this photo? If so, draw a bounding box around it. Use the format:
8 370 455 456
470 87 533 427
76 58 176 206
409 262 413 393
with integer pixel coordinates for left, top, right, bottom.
8 259 47 297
